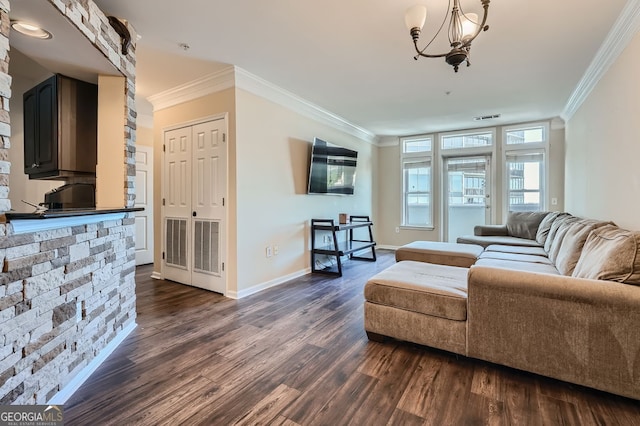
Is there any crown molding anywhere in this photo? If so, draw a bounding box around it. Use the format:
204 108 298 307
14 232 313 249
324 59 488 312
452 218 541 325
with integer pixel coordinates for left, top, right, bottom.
146 65 377 145
376 136 400 147
562 0 640 121
147 66 235 111
233 67 377 145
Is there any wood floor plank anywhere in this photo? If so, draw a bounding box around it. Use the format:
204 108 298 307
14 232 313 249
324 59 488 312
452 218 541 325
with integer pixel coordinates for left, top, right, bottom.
233 384 301 426
63 251 640 426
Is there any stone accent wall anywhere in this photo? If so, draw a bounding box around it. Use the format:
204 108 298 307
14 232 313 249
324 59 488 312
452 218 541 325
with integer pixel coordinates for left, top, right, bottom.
0 0 10 215
0 0 138 404
0 216 136 404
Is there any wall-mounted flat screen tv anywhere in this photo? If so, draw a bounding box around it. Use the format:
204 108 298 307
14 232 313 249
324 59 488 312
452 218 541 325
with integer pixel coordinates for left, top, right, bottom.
307 138 358 195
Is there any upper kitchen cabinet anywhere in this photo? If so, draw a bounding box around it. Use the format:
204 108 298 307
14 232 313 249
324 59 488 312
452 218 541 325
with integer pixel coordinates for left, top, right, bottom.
23 74 98 180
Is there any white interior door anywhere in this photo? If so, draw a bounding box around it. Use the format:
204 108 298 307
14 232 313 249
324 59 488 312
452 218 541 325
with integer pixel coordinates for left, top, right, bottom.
444 156 491 242
163 126 192 284
190 120 226 293
134 145 154 265
162 118 227 294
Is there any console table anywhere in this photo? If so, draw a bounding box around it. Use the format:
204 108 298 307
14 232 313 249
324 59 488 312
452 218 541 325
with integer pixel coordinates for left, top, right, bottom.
311 215 377 276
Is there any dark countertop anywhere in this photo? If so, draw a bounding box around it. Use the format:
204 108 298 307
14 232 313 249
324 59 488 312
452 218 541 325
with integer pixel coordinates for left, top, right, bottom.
5 207 143 221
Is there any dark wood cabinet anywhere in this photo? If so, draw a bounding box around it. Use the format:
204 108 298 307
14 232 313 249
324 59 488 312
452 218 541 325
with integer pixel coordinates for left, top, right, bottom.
23 74 98 180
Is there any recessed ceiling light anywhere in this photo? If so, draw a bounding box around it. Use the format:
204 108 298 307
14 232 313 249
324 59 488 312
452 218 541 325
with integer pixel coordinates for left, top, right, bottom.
11 21 53 40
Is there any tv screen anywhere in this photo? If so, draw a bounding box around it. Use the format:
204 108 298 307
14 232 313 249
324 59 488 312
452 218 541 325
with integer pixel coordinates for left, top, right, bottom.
307 138 358 195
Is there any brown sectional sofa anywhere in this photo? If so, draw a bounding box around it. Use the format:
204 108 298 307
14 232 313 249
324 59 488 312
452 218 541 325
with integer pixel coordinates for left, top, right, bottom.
364 211 640 400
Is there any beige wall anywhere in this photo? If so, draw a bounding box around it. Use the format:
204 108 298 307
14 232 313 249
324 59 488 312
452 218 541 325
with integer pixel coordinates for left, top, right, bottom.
152 88 236 283
565 30 640 230
96 75 127 207
136 126 154 147
375 121 565 247
152 87 374 295
234 89 374 294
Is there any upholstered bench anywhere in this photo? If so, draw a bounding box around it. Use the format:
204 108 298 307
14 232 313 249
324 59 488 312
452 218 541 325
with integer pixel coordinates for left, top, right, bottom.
364 260 469 355
395 241 484 267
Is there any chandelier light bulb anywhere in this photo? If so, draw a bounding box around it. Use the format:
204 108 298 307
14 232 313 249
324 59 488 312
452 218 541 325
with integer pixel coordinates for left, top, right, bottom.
461 13 479 41
405 5 427 31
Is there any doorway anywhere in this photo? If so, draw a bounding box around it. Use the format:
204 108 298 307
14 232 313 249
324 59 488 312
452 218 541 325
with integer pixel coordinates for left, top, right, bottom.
444 156 491 242
134 145 154 265
162 117 227 294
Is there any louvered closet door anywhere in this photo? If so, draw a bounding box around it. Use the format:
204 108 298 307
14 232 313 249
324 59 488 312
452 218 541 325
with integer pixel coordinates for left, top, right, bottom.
191 120 226 293
163 126 192 284
163 119 227 294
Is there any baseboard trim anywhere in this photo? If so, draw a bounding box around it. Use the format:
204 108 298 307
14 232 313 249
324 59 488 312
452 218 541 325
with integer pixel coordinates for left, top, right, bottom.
227 267 311 299
150 271 162 280
377 245 400 251
47 321 137 405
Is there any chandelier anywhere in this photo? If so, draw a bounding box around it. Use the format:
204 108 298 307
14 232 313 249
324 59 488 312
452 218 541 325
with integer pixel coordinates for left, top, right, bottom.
405 0 490 72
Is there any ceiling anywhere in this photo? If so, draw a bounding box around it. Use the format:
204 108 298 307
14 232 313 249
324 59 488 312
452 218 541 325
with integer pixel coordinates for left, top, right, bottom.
15 0 632 137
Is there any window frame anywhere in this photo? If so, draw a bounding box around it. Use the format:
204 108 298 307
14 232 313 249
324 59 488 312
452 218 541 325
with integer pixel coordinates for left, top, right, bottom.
502 122 550 218
400 135 434 229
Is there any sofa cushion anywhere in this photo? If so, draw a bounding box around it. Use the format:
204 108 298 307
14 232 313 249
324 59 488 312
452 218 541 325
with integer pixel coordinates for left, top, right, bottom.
457 235 543 249
543 213 574 253
485 244 548 257
535 211 561 245
546 215 580 260
554 219 611 275
364 261 468 321
395 241 484 267
506 211 549 240
475 258 560 275
479 251 553 265
572 225 640 285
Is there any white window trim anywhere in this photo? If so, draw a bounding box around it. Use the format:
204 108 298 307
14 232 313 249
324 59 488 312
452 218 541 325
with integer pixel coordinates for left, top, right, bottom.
502 122 550 219
400 135 434 228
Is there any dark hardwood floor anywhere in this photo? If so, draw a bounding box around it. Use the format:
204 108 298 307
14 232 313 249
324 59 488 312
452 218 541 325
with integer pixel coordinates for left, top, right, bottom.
64 250 640 425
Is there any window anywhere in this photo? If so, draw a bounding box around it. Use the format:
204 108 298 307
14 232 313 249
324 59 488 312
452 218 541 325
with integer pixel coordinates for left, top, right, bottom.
442 131 493 149
503 124 548 213
505 126 545 145
401 136 433 227
446 157 488 206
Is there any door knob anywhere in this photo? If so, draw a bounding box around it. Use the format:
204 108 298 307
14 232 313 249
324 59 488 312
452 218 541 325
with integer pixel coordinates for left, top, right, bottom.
192 211 197 217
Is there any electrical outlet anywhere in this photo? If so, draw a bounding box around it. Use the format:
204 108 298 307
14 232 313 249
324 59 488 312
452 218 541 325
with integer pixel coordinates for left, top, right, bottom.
551 197 558 205
266 246 272 257
395 226 400 233
273 245 279 255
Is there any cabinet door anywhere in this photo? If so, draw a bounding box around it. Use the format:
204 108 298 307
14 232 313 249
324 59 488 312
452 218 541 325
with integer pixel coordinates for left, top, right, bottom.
35 76 58 174
23 87 37 174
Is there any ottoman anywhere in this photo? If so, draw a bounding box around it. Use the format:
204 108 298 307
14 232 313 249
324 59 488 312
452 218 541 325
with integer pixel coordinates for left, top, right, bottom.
395 241 484 267
364 260 469 355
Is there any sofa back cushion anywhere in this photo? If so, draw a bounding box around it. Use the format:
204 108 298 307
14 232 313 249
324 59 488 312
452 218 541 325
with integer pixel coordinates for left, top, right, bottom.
554 219 610 275
545 214 578 256
535 211 560 245
506 211 548 240
572 225 640 285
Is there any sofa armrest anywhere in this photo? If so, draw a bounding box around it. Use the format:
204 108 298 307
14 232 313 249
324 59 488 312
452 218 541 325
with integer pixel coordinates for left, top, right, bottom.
473 224 508 236
467 266 640 400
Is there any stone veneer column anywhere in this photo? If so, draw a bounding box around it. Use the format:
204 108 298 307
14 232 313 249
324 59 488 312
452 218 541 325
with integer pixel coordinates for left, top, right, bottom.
0 0 10 217
0 0 139 404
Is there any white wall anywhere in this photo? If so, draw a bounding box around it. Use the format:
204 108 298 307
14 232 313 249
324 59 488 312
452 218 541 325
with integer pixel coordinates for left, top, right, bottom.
565 30 640 230
7 50 57 212
235 89 374 293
